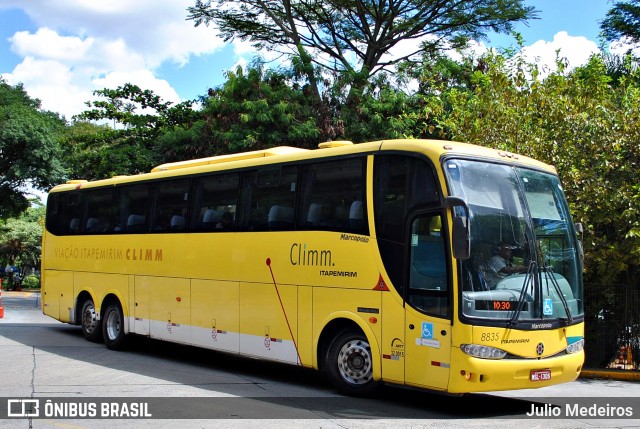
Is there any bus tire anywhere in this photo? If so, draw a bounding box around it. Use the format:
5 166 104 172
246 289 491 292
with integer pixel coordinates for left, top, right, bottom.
102 301 127 351
80 299 102 343
325 329 379 396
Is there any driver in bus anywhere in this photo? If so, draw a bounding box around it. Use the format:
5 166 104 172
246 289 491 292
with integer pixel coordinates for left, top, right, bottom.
487 241 528 288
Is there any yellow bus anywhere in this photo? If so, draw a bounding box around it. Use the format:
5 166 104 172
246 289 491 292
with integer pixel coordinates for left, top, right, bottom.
41 139 585 395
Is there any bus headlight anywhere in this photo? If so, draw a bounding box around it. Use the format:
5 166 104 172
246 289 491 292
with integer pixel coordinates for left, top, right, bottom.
461 344 507 360
565 338 585 354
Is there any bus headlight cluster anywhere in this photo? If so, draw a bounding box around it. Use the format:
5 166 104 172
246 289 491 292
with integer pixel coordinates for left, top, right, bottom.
461 344 507 360
565 338 585 354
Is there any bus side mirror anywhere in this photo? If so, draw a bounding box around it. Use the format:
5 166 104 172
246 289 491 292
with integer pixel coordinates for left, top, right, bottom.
452 216 470 260
575 222 584 265
445 197 470 260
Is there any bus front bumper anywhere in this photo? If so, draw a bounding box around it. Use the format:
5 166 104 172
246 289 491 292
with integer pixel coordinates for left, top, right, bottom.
447 348 584 394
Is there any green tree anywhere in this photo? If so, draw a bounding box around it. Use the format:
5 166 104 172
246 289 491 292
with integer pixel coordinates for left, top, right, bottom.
0 201 44 289
601 0 640 45
337 75 427 142
69 84 196 179
0 78 65 218
343 48 490 142
77 83 179 129
190 63 321 153
61 121 150 180
187 0 536 121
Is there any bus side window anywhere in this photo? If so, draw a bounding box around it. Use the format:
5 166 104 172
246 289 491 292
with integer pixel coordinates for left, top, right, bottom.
297 158 367 234
65 192 83 235
46 193 63 235
408 214 449 317
191 173 239 232
116 184 149 233
242 166 298 231
48 192 84 235
85 189 114 234
150 179 190 232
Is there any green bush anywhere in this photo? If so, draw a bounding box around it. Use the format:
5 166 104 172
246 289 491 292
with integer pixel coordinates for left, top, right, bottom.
22 275 40 289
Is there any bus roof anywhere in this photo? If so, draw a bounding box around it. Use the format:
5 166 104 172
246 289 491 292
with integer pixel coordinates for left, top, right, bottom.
150 145 310 172
49 139 554 192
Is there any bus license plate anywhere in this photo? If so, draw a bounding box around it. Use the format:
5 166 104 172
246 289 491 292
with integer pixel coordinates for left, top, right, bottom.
530 369 551 381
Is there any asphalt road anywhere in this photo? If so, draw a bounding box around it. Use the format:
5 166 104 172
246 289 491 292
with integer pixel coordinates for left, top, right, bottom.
1 290 639 429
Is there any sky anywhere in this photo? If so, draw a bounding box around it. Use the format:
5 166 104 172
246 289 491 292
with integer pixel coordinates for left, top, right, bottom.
0 1 626 121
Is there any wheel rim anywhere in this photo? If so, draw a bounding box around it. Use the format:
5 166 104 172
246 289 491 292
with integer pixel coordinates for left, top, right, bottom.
105 308 121 341
82 302 98 335
337 338 373 385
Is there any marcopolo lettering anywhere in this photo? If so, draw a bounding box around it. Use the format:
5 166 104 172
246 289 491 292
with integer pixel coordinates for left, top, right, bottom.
340 233 369 243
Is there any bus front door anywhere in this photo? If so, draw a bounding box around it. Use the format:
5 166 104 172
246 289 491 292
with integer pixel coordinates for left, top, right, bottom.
404 308 451 390
403 213 451 391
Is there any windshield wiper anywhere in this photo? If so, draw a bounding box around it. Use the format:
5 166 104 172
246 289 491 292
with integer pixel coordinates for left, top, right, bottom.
508 261 536 327
542 265 573 325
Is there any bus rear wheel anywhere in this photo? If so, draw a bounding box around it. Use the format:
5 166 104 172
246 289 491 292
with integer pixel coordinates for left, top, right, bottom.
80 299 102 342
325 330 379 396
101 301 127 350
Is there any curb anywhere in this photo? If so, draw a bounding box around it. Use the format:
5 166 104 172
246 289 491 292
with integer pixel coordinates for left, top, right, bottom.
580 369 640 382
1 290 40 296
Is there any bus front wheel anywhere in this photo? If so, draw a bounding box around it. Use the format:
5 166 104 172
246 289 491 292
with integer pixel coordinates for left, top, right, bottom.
101 301 127 351
325 330 379 396
80 299 102 343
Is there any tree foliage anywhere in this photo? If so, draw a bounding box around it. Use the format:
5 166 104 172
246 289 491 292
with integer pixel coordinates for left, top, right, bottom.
187 0 536 105
338 76 427 142
0 79 65 218
61 121 151 181
601 0 640 45
164 63 322 157
67 83 195 179
209 64 321 149
0 201 44 283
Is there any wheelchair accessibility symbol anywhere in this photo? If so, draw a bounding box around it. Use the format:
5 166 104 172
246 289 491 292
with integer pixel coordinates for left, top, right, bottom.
543 298 553 316
421 322 434 339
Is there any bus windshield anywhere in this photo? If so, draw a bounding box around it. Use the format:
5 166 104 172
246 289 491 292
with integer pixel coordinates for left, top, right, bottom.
445 159 584 326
